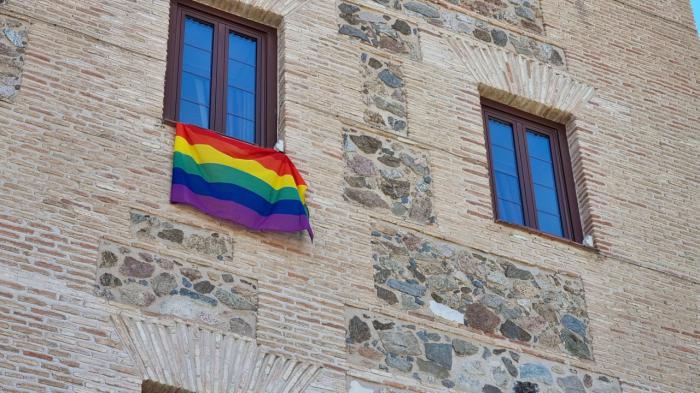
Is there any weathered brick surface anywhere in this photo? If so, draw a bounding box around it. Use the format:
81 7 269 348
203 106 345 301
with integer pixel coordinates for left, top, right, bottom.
0 0 698 392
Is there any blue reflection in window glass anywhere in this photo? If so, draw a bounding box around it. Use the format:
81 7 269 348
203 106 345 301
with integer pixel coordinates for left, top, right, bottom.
526 131 563 237
488 118 524 225
179 17 214 129
226 32 257 143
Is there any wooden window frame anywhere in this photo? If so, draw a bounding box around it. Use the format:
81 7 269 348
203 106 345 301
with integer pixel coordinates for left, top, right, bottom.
481 98 583 243
163 0 278 147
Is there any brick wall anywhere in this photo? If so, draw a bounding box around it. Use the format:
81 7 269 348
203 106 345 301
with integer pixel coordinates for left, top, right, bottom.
0 0 697 392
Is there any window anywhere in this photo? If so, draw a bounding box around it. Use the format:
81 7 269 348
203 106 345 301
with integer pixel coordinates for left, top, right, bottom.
164 0 277 147
481 99 583 242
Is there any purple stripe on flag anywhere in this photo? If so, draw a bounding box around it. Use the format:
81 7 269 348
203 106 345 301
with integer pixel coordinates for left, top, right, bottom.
171 184 313 238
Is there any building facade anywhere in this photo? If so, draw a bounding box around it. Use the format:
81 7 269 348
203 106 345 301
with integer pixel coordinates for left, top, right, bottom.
0 0 698 392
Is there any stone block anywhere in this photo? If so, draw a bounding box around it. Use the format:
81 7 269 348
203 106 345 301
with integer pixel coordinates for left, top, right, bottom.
96 240 256 336
370 226 593 359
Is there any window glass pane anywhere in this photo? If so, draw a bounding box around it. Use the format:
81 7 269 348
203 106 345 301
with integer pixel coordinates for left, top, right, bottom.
226 32 257 143
526 131 563 237
179 17 213 129
488 118 524 225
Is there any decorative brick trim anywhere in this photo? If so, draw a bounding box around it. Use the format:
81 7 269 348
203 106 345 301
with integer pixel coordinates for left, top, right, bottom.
447 37 595 123
112 312 322 393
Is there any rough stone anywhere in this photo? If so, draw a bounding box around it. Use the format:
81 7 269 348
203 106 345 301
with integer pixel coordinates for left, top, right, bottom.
344 188 389 208
338 3 360 15
379 331 421 355
180 268 202 282
339 24 369 42
193 280 215 294
348 316 372 343
229 318 253 337
514 381 540 393
151 272 177 296
505 265 534 280
549 50 564 66
213 288 255 310
561 314 587 337
179 288 217 307
500 319 532 342
557 376 586 393
473 29 492 42
491 29 508 46
376 285 399 304
373 96 406 117
391 19 412 35
424 343 452 369
119 256 155 278
452 338 479 356
519 363 553 385
372 320 395 330
378 69 403 88
404 1 440 18
560 330 591 359
100 251 118 268
502 357 518 377
349 135 382 154
416 358 449 379
120 284 156 307
515 6 535 21
377 154 402 167
408 197 433 223
386 353 413 372
386 279 426 297
157 228 184 244
368 57 383 69
483 385 502 393
348 154 377 176
221 273 234 283
380 178 410 199
464 303 500 333
99 273 122 287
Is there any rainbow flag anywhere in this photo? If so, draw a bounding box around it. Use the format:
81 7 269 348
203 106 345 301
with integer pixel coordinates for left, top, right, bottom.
170 123 313 239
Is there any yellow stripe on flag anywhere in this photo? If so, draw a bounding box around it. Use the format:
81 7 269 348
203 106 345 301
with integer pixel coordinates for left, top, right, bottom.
174 136 307 204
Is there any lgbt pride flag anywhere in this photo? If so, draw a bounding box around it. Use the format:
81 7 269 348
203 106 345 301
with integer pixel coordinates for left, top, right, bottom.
170 123 313 239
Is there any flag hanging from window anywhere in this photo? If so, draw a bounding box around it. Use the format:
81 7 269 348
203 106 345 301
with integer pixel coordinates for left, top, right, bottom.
170 123 313 239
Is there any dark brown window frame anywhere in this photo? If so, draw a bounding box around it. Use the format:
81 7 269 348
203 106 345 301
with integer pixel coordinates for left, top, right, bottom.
481 98 583 243
163 0 278 147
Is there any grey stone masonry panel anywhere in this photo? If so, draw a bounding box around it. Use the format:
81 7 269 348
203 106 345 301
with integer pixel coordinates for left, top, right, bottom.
130 210 234 262
345 308 621 392
0 15 28 101
367 0 565 68
373 0 545 35
95 240 257 337
338 2 422 60
371 226 593 359
343 128 435 225
360 53 409 136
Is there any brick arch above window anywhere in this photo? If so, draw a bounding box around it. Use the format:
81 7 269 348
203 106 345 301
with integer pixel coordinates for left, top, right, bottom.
113 312 323 393
447 37 596 124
